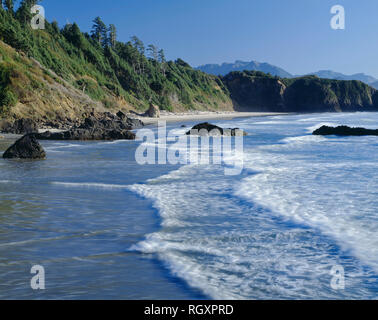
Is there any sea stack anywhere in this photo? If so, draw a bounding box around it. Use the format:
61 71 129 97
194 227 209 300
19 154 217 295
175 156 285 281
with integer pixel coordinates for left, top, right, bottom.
2 134 46 160
186 122 248 136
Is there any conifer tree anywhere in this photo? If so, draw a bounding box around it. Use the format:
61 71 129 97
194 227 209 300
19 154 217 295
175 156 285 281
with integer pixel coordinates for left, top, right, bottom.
147 44 158 61
158 49 166 76
108 24 117 47
131 36 145 55
91 16 107 46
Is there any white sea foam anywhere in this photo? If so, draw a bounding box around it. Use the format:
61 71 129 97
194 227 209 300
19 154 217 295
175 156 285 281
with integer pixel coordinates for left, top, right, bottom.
0 180 20 184
306 122 338 133
51 182 129 189
237 141 378 272
280 135 327 144
128 113 378 299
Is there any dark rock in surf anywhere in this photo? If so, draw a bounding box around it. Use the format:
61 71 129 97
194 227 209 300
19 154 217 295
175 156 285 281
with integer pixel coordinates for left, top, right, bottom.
186 122 248 136
313 125 378 136
2 134 46 159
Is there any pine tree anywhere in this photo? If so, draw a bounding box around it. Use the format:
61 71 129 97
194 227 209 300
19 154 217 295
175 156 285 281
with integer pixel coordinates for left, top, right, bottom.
158 49 166 76
108 24 117 47
147 44 158 61
91 16 107 46
131 36 145 55
131 36 146 74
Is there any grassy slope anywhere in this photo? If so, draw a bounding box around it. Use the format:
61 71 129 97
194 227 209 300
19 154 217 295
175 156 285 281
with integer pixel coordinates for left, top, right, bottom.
0 9 232 121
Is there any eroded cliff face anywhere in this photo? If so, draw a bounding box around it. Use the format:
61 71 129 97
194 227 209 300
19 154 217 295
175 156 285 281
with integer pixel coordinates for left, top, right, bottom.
223 72 286 111
222 71 378 112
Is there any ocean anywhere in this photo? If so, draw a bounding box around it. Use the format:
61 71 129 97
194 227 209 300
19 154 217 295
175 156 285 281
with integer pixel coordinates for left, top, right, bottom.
0 112 377 299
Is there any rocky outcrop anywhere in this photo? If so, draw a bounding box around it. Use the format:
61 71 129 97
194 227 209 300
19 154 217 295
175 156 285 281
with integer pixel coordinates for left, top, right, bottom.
36 111 141 141
35 110 140 141
0 118 39 134
145 103 160 118
35 129 136 141
313 125 378 136
186 122 247 136
2 134 46 159
0 111 144 136
78 112 144 131
0 111 143 141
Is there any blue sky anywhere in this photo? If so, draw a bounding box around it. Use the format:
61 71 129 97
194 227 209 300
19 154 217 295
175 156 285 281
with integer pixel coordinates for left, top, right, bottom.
42 0 378 78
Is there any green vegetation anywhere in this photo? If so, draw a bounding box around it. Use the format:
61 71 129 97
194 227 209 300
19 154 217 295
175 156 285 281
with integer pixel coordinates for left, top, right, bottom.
0 64 17 114
0 1 230 118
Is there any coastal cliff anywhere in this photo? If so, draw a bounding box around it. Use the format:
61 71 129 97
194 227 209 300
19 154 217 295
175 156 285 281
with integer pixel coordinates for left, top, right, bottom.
222 71 378 112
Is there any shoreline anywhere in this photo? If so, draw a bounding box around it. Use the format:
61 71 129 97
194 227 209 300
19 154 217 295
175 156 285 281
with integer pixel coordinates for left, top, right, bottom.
138 111 292 125
0 112 292 141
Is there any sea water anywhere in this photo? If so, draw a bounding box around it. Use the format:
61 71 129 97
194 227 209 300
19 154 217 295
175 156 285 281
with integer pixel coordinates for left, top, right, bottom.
0 112 377 299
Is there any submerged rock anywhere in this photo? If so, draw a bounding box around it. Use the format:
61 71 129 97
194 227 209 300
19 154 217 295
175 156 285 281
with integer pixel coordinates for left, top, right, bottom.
3 134 46 159
313 125 378 136
186 122 248 136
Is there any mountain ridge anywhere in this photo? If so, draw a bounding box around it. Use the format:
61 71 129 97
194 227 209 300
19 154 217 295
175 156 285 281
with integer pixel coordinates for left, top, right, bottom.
197 60 293 78
198 61 378 89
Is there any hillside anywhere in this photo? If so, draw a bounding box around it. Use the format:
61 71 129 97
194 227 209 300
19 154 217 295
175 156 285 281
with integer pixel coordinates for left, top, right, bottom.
223 71 378 112
197 60 292 78
0 6 232 122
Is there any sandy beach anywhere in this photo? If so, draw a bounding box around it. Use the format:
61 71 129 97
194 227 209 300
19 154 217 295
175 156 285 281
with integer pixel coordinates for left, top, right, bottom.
138 111 291 125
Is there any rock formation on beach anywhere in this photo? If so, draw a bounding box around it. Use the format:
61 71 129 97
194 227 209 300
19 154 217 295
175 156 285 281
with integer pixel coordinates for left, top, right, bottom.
0 111 143 140
0 119 39 134
313 125 378 136
2 134 46 159
186 122 248 136
35 112 140 141
145 103 161 118
35 128 136 141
